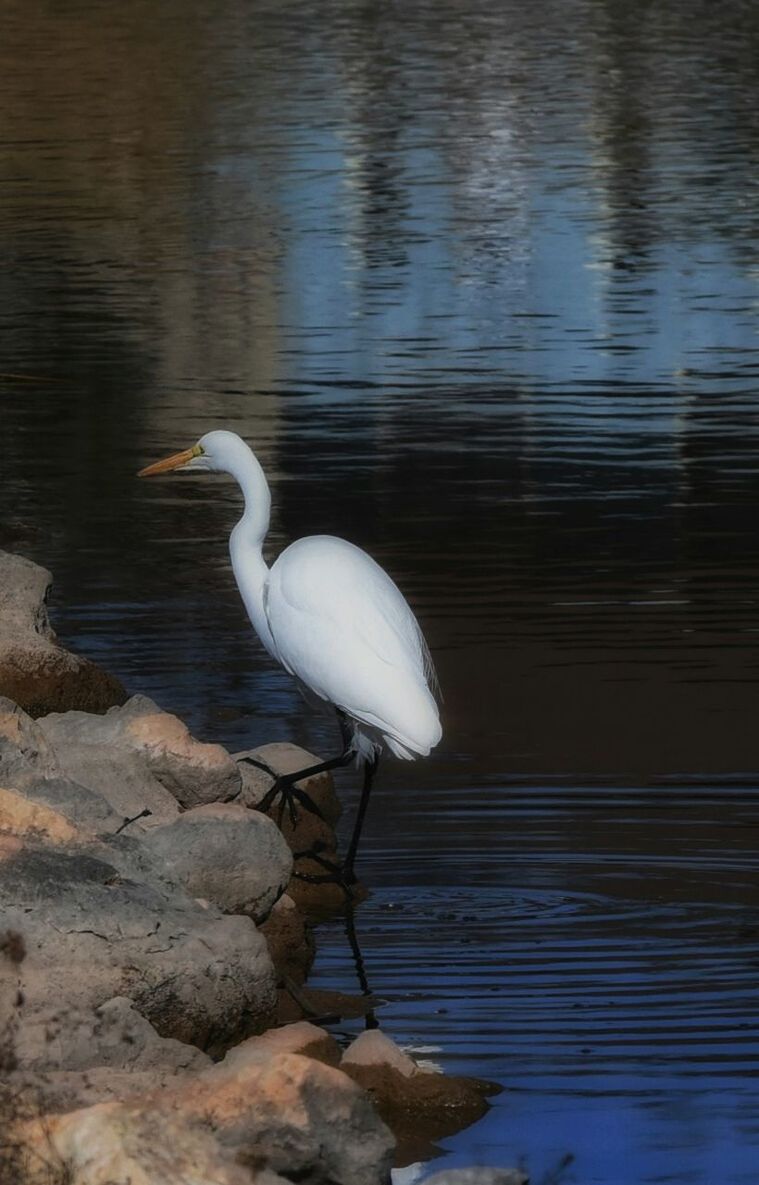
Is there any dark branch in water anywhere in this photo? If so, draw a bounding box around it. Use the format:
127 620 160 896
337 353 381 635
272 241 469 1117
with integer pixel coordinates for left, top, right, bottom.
115 808 153 835
540 1153 575 1185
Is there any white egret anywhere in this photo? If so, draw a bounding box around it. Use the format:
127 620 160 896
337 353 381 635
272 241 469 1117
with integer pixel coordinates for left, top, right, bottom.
138 429 441 882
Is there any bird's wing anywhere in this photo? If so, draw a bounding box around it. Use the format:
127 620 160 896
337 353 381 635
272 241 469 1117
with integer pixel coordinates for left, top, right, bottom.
266 536 424 676
265 536 440 752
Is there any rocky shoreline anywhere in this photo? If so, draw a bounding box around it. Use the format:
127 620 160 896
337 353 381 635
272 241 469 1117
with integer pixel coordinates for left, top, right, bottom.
0 548 520 1185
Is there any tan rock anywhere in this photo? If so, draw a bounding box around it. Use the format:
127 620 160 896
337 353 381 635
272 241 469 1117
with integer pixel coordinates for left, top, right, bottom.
168 1050 394 1185
19 1045 396 1185
126 706 240 806
342 1028 420 1078
219 1021 341 1072
0 551 126 718
0 785 84 845
341 1029 499 1164
19 1101 269 1185
39 695 241 810
0 833 23 861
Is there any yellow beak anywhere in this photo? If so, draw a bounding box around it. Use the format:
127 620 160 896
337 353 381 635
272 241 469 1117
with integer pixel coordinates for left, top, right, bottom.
138 445 199 477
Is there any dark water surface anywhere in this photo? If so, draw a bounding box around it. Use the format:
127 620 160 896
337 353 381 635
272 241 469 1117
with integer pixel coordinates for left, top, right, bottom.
3 2 759 1181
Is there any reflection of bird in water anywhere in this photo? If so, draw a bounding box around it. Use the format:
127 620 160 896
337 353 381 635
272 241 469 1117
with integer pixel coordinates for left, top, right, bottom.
139 429 441 883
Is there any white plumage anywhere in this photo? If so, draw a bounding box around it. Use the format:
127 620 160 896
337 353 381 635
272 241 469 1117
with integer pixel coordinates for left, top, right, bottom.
139 429 441 878
265 534 441 759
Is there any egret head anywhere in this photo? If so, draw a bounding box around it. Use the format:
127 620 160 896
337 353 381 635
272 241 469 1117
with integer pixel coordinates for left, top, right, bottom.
138 430 253 478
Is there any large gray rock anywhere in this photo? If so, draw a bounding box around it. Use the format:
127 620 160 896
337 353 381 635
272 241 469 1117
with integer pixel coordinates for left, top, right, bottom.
9 994 213 1115
39 695 241 810
1 835 277 1052
15 1023 393 1185
141 802 293 922
38 740 181 831
0 551 126 717
17 774 125 834
0 696 178 833
16 995 212 1075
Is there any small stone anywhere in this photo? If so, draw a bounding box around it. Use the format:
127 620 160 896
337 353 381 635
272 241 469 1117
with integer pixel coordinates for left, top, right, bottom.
219 1021 341 1072
340 1029 500 1162
342 1029 420 1078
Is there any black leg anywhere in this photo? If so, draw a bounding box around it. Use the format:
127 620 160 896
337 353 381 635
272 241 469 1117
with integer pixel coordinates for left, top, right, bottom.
345 902 379 1029
343 753 379 884
289 755 379 895
241 711 377 889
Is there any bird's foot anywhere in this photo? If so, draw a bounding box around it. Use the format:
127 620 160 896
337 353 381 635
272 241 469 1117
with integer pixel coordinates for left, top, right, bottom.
258 778 326 828
240 757 326 828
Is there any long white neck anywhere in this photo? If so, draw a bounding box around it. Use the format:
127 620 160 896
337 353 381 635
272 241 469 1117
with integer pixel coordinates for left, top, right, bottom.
227 447 278 658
